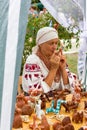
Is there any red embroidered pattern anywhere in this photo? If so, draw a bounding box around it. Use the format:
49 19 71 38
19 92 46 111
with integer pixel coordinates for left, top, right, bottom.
25 64 41 72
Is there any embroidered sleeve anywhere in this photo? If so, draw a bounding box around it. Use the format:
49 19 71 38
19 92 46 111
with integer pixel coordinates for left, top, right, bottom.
22 63 45 93
22 62 52 93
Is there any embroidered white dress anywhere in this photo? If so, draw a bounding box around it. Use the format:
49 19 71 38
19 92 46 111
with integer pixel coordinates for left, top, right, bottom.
22 54 75 93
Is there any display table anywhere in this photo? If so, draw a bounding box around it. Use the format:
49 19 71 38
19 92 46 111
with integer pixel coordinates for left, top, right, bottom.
12 94 87 130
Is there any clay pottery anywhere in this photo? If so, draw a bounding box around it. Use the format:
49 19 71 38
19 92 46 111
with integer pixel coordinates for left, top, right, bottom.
16 94 26 109
12 107 23 129
22 104 34 116
40 115 50 130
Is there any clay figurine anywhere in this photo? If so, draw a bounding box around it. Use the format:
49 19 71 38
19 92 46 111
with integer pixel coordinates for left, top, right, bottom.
12 106 23 129
29 114 40 130
64 123 75 130
62 101 78 112
62 116 71 126
16 93 27 109
22 104 34 116
40 114 50 130
35 100 45 119
52 121 74 130
46 99 66 114
72 84 81 103
72 110 83 123
52 121 62 130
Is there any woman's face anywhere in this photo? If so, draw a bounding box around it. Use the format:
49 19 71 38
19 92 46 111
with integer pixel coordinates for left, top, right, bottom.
39 38 58 58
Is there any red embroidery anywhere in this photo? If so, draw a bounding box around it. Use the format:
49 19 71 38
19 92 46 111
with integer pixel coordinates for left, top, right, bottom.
25 64 41 72
34 74 39 77
34 84 38 88
73 74 77 80
25 74 28 80
38 85 41 89
29 74 32 79
28 86 32 89
41 74 44 77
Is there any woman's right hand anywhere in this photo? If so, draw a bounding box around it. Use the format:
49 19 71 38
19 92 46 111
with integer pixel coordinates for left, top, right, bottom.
50 50 61 70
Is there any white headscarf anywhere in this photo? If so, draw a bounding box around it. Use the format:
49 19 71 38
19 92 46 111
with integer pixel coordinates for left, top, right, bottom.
32 27 58 53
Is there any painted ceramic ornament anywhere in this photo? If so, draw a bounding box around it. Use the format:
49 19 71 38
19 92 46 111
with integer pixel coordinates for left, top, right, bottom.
46 99 66 114
35 99 45 119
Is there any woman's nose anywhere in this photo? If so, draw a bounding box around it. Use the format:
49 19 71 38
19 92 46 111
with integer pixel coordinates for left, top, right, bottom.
53 43 57 49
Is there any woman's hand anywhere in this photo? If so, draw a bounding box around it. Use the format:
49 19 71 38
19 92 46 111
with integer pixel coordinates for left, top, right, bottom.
59 54 66 71
56 48 66 71
50 50 60 70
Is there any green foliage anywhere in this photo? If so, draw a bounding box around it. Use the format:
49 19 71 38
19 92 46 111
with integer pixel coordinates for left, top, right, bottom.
20 12 80 75
32 0 40 4
66 53 78 74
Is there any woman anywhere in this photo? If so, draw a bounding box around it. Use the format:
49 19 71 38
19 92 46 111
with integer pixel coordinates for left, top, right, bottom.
22 27 75 94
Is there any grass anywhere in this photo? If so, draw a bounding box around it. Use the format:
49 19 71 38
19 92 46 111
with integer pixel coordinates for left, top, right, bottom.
66 53 78 75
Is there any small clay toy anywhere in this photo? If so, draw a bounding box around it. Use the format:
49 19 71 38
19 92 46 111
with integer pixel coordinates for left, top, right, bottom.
12 106 23 129
40 93 51 102
62 116 71 126
64 123 75 130
62 101 78 112
72 110 83 123
42 89 71 103
29 114 40 130
72 84 81 103
41 98 46 109
35 100 45 119
16 93 27 109
46 99 66 114
22 104 34 116
56 89 71 98
40 114 50 130
40 94 47 109
52 121 62 130
52 121 74 130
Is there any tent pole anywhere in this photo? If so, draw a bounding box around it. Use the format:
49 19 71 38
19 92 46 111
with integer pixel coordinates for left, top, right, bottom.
83 0 87 91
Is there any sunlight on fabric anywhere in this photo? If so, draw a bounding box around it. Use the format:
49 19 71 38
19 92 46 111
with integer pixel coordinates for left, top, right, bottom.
40 0 84 33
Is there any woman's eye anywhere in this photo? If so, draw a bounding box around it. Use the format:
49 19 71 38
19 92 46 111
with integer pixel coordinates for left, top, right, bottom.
52 42 58 45
48 42 58 46
51 42 54 45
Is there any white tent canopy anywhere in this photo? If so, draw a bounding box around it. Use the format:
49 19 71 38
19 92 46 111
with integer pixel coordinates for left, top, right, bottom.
40 0 85 33
0 0 31 130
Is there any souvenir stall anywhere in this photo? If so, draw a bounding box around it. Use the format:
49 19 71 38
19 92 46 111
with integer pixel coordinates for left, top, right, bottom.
1 0 87 130
12 0 87 130
12 1 87 129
